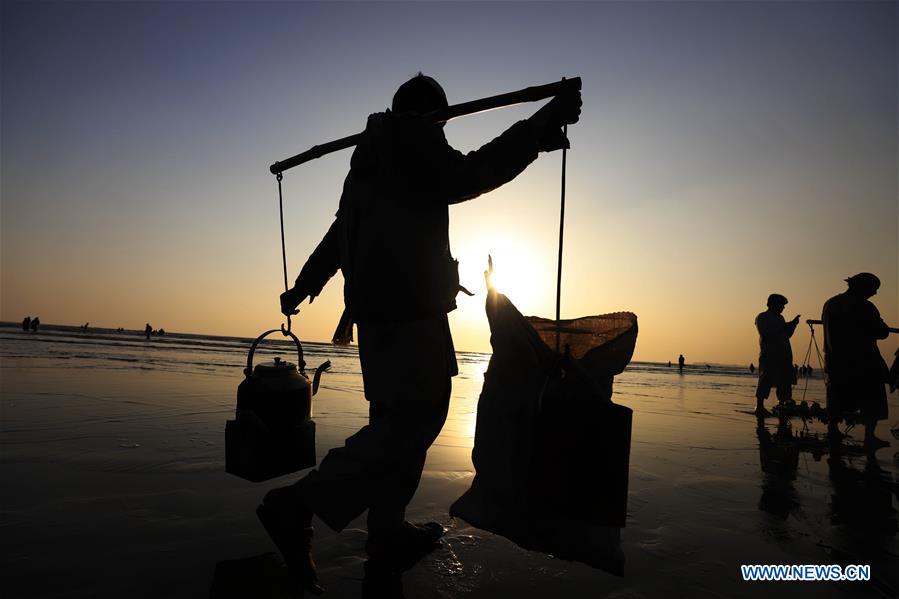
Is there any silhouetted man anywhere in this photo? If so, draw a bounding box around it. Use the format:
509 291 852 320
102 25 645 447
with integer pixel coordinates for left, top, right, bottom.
755 294 800 415
258 73 581 594
145 323 152 340
678 354 685 374
822 273 890 449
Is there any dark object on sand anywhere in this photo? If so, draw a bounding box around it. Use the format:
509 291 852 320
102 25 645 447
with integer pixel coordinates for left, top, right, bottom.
450 284 636 576
226 329 330 482
771 399 828 424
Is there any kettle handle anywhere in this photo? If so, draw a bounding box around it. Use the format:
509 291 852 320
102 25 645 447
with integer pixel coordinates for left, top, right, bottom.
245 329 305 377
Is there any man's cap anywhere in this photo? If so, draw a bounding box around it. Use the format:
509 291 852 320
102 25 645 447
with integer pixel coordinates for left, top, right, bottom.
392 73 448 115
767 293 788 307
845 272 880 291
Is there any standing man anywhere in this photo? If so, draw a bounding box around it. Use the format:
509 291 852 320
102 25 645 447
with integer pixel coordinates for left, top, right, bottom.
678 354 685 374
754 294 800 416
257 74 581 594
822 273 890 448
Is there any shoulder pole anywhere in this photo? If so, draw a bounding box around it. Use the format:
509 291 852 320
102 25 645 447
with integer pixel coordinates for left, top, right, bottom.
269 77 582 175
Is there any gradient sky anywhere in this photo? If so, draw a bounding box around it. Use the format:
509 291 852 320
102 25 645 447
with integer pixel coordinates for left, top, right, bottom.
2 1 897 365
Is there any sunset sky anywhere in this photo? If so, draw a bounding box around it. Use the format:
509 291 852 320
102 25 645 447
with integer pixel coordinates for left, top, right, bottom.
2 1 896 365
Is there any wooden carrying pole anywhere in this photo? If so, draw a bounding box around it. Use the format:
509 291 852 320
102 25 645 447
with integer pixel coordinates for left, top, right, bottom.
806 319 899 334
269 77 582 175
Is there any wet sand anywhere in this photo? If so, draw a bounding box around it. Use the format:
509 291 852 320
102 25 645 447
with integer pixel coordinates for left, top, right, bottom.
1 329 897 598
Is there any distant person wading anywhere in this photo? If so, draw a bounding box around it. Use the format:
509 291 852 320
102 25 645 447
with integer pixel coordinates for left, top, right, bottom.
257 73 581 594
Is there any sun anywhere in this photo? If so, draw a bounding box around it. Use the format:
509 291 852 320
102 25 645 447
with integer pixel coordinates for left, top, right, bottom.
456 234 550 313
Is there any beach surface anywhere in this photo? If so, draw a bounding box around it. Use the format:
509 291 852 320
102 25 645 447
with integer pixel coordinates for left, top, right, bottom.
1 324 897 598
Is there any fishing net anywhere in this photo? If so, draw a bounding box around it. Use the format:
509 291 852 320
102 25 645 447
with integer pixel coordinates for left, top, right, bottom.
450 285 636 576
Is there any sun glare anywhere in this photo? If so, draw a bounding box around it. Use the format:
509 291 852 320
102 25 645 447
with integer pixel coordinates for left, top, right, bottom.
458 235 549 313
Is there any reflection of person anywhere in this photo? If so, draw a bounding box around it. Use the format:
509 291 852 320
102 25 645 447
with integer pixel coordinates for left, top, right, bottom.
822 273 890 449
827 445 897 532
754 294 799 416
756 416 799 519
258 74 582 594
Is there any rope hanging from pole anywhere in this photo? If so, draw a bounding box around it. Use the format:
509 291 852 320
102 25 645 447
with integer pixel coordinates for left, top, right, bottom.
276 172 292 335
555 122 568 354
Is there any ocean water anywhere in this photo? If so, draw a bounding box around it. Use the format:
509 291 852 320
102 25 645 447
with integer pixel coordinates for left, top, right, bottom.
1 323 897 598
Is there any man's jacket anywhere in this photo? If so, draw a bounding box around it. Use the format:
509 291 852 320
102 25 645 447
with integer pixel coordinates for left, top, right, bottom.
822 292 890 381
295 112 541 324
755 310 797 370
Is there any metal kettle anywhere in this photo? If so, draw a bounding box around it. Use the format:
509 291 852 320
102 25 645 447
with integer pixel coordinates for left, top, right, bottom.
236 329 330 429
226 328 330 482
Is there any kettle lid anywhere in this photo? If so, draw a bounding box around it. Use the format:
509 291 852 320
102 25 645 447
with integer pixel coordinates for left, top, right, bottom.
253 356 298 376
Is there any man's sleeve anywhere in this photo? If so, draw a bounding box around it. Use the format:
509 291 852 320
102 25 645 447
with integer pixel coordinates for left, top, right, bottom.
786 318 799 338
295 215 341 301
867 303 890 340
438 120 541 204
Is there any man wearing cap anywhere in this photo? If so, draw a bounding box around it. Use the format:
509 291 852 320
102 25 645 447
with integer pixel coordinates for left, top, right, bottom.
822 273 891 449
257 73 582 593
755 294 801 416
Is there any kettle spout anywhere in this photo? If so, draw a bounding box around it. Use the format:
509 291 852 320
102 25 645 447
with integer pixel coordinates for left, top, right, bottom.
312 361 331 396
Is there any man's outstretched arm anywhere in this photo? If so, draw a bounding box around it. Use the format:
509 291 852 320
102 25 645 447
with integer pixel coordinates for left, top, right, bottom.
439 88 582 204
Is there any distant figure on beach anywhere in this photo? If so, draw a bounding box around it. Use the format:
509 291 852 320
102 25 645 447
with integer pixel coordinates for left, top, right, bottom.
678 354 685 374
754 294 800 416
259 73 581 594
30 317 40 332
750 363 756 374
667 360 671 368
822 273 891 449
22 316 31 331
158 328 165 336
706 364 711 370
145 323 152 339
81 322 89 331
